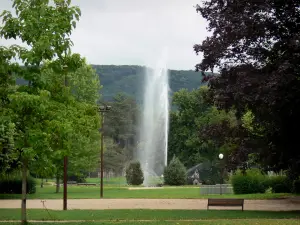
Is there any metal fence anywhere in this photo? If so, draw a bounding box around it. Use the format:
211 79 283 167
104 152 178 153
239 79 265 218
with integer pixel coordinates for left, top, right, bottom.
200 184 234 195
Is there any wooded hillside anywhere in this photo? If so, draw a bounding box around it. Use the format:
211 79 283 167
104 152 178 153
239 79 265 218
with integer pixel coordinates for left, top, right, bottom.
93 65 207 102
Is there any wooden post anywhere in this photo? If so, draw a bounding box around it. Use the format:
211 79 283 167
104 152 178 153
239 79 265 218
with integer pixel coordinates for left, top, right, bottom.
63 66 68 210
100 111 104 198
63 156 68 210
21 159 27 224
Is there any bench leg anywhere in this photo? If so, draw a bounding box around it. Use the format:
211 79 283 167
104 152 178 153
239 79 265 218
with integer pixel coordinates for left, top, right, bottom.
242 205 244 211
207 205 209 210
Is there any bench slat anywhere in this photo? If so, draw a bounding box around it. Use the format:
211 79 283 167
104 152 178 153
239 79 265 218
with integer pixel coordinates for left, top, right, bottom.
207 198 244 211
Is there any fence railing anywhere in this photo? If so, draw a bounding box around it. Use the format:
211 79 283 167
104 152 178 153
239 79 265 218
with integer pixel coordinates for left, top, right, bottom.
200 184 233 195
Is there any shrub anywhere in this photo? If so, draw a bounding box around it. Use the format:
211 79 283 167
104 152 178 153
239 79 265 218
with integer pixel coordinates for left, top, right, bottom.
0 176 36 194
68 173 87 183
269 176 291 193
164 156 187 185
231 169 268 194
125 161 144 185
293 179 300 194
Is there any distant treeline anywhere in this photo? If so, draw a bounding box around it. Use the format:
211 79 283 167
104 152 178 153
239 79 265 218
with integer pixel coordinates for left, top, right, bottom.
92 65 211 102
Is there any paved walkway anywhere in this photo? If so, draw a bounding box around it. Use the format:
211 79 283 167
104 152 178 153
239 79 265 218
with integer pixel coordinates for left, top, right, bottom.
0 199 299 211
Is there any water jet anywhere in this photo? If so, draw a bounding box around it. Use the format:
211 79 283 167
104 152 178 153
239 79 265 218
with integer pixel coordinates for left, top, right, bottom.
138 49 170 186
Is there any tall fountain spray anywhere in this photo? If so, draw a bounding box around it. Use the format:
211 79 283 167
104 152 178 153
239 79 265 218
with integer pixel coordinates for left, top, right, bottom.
138 49 170 186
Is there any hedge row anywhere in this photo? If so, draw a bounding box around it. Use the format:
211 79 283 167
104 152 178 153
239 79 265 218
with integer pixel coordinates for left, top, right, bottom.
231 169 267 194
231 169 299 194
0 176 36 194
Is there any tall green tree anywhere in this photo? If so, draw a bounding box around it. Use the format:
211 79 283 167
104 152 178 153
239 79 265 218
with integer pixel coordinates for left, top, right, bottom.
104 93 139 160
32 61 101 192
0 0 82 223
169 86 244 173
103 137 127 176
0 46 19 174
168 87 212 167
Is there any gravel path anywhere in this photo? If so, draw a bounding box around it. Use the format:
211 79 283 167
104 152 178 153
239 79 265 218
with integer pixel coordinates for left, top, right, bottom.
0 198 299 211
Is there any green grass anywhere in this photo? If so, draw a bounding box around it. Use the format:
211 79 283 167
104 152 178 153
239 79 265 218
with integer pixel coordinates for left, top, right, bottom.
0 209 299 221
85 177 127 186
0 185 296 199
1 209 299 225
4 221 300 225
34 177 127 187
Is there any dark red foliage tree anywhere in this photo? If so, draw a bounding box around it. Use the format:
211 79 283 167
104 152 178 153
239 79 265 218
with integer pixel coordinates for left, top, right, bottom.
195 0 300 178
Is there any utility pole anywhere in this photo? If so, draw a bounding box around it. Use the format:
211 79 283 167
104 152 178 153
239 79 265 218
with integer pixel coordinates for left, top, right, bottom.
98 104 111 198
63 65 68 210
63 156 68 210
100 111 104 198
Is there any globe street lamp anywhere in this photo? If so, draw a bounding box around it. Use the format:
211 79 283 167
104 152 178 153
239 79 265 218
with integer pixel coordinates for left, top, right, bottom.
219 153 224 195
98 104 111 198
219 153 224 160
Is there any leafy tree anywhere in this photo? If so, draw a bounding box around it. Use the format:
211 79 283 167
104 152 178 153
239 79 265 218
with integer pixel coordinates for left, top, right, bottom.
104 93 139 161
103 137 127 176
194 0 300 178
0 46 20 174
169 86 238 169
164 156 187 186
168 87 211 167
32 61 101 192
125 161 144 185
68 64 101 104
0 0 82 223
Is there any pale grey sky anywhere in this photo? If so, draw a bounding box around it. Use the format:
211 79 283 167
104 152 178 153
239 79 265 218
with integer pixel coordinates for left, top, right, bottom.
0 0 208 70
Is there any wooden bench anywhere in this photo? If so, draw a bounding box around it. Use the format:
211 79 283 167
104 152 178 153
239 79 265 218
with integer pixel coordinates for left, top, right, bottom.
207 198 244 211
77 183 97 186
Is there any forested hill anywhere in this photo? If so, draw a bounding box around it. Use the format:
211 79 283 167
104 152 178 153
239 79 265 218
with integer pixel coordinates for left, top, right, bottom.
92 65 208 102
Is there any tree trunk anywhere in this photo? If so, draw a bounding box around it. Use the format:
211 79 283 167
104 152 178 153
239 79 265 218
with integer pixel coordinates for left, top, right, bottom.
56 176 60 193
41 178 44 188
21 159 27 225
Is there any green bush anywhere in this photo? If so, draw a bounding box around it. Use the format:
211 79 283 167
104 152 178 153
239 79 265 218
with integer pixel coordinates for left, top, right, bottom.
125 161 144 185
231 169 268 194
68 173 87 183
293 179 300 194
164 156 187 185
0 176 36 194
269 176 291 193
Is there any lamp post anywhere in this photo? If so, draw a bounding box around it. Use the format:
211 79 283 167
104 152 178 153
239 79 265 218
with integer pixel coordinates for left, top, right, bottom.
98 104 111 198
219 153 224 195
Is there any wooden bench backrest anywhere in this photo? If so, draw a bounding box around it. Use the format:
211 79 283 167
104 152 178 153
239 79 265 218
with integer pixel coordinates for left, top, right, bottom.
208 198 244 206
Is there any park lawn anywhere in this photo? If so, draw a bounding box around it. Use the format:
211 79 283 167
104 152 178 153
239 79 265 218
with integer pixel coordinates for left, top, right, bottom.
5 220 300 225
0 209 299 221
0 185 296 199
85 177 127 186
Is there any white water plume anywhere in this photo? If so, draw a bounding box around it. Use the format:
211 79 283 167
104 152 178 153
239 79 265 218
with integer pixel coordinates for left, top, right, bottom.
138 48 170 186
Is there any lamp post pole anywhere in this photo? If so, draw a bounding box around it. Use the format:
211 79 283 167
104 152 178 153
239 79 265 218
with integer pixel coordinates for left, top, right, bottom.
98 105 111 198
219 153 224 195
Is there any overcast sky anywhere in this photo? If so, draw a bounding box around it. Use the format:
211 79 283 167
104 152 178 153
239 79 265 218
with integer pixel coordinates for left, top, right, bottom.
0 0 208 70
